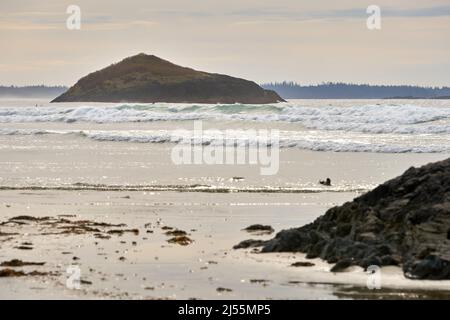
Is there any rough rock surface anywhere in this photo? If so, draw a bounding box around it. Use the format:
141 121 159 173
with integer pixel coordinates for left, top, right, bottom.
52 53 284 104
235 158 450 280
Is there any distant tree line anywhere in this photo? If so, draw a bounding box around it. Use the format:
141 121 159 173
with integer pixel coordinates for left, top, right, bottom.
2 83 450 100
261 82 450 99
0 85 68 98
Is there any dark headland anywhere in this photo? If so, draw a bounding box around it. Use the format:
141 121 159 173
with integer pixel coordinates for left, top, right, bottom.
0 85 67 99
52 53 284 104
235 158 450 280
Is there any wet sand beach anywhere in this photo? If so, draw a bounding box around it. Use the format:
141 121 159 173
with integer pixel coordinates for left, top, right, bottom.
1 188 450 299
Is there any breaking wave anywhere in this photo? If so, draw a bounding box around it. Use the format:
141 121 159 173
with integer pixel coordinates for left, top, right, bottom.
0 182 370 193
1 102 450 135
1 128 449 153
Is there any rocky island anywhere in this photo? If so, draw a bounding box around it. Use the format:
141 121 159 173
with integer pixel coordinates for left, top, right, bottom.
235 158 450 280
52 53 284 104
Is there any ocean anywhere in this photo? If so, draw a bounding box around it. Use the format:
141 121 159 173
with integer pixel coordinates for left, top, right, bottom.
1 99 450 152
1 98 449 189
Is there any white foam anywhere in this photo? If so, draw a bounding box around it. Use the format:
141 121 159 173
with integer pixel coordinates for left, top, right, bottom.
1 128 449 153
1 103 450 136
1 101 450 153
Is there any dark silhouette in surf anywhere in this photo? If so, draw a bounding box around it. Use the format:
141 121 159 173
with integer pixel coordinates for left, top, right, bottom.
319 178 331 186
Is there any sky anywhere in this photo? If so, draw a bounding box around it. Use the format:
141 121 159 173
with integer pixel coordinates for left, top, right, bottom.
1 0 449 87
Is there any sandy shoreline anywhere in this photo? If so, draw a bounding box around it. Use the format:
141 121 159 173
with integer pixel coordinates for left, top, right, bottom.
1 189 450 300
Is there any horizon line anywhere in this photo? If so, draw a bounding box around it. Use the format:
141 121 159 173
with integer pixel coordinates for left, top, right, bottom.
2 82 450 89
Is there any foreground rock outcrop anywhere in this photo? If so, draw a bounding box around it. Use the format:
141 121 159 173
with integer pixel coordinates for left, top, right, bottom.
52 53 284 104
235 158 450 280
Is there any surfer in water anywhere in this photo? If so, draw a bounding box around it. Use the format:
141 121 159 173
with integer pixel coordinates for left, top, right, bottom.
319 178 331 186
